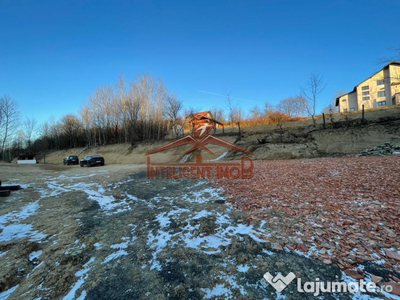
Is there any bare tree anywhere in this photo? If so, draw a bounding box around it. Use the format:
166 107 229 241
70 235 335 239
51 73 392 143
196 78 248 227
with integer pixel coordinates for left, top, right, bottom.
249 105 262 119
23 117 37 150
32 73 177 153
301 73 326 126
209 106 225 133
263 101 275 120
322 104 337 114
247 105 262 125
80 106 94 146
210 107 225 123
379 46 400 63
0 101 2 130
124 85 141 144
224 91 239 131
0 95 20 160
163 94 183 137
16 130 25 150
37 122 50 163
115 75 129 143
61 114 80 148
322 91 343 115
232 107 243 122
277 96 305 117
184 106 202 116
264 101 274 113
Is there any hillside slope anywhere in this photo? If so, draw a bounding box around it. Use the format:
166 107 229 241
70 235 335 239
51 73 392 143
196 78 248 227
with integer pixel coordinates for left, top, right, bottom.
44 107 400 164
44 137 238 165
231 110 400 160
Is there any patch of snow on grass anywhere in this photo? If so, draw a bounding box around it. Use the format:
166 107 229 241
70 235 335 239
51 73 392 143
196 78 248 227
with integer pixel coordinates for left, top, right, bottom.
182 187 226 204
103 250 128 263
0 223 46 242
110 241 129 249
147 230 174 270
145 185 270 268
208 151 228 161
237 264 250 272
67 182 130 214
29 250 42 261
62 257 95 300
156 212 170 228
275 291 286 299
0 201 39 224
201 284 232 299
180 153 191 163
193 209 213 219
0 285 19 300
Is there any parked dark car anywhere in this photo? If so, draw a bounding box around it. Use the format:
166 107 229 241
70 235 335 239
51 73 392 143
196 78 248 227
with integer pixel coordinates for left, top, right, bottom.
80 155 105 167
63 155 79 165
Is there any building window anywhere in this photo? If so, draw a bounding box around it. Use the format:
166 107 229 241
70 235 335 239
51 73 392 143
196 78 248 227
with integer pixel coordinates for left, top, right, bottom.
350 107 355 111
342 98 346 102
377 101 386 106
343 109 348 112
377 91 386 97
362 96 370 101
362 91 369 95
361 85 369 90
377 79 385 85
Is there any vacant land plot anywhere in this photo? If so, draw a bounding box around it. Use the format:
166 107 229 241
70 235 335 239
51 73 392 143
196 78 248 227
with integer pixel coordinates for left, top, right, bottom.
0 159 399 300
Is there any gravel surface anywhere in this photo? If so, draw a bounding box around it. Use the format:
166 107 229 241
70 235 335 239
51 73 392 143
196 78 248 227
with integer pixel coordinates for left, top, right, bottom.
212 156 400 280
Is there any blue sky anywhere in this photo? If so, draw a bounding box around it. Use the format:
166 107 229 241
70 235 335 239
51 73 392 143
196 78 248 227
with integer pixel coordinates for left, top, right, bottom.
1 0 399 124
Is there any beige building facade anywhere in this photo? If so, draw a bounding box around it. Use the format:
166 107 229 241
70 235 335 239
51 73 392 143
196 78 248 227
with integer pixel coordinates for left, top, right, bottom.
336 61 400 112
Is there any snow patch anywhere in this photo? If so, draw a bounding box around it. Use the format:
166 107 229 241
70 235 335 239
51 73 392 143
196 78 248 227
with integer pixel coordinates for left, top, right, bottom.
103 250 128 263
29 250 42 261
208 151 228 161
0 285 19 299
0 224 46 242
62 257 95 300
110 241 129 249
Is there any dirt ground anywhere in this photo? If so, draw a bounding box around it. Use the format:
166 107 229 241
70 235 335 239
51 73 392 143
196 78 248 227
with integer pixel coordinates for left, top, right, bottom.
0 161 399 299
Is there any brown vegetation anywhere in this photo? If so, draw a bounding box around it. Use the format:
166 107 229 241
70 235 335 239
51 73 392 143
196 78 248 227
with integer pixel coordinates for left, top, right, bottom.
212 155 400 272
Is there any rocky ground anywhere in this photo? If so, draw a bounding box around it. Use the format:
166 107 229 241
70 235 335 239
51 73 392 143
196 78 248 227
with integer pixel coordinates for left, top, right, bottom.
0 161 399 299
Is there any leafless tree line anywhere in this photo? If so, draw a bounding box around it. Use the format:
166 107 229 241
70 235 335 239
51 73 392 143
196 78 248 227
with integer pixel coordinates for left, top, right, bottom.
0 95 20 161
31 74 183 154
2 71 335 161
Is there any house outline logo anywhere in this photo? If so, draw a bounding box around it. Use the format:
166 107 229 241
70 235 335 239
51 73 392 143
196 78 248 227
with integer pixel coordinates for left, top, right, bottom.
263 272 296 292
145 110 255 179
145 110 254 156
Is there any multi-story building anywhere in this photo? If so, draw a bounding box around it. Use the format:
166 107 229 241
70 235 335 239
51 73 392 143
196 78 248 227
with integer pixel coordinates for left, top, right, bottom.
336 61 400 112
